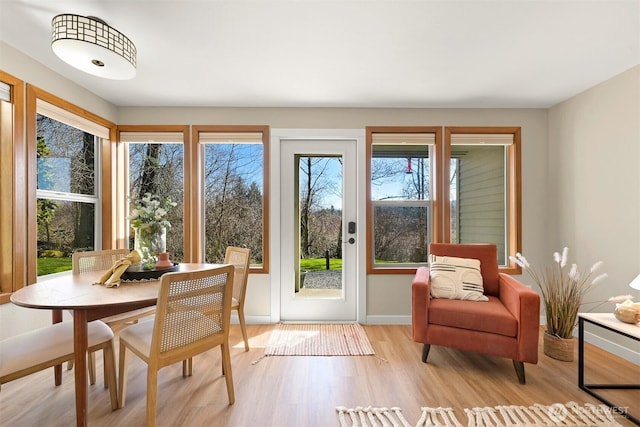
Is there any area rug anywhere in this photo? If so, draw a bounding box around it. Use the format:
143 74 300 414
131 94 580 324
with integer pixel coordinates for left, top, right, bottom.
336 402 624 427
264 323 375 356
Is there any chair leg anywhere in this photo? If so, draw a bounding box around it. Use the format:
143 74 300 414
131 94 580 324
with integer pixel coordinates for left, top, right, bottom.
421 344 431 363
103 341 118 410
513 360 526 385
117 342 129 409
238 310 249 352
88 351 97 385
182 358 192 377
146 369 159 427
221 343 235 405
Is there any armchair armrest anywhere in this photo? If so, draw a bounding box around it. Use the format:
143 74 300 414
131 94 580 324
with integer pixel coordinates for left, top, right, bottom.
412 266 432 342
499 273 541 363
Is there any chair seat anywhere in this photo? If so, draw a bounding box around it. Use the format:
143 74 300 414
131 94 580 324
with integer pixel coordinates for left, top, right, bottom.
0 321 113 379
119 311 223 357
429 296 518 337
100 306 156 326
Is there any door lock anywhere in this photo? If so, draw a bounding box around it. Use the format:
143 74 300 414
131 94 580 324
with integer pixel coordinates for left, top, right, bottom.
348 221 356 234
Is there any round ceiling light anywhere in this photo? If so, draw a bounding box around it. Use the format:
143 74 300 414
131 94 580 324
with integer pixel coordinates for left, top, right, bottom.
51 14 136 80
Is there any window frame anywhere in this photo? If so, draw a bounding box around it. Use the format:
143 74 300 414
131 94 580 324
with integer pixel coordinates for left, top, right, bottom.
366 126 443 274
0 72 25 302
27 85 116 284
117 125 190 260
366 125 521 274
444 126 522 274
193 125 270 273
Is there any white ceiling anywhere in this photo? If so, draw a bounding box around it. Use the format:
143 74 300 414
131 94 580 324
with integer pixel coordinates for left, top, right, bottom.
1 0 639 108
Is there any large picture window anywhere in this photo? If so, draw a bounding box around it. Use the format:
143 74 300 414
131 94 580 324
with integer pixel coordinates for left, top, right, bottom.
120 131 186 262
196 126 269 272
445 127 520 270
367 126 520 273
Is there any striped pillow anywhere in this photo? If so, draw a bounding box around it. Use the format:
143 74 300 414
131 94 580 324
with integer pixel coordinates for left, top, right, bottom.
429 255 488 301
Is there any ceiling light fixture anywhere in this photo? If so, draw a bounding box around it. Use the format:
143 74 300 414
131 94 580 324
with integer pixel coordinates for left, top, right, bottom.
51 14 136 80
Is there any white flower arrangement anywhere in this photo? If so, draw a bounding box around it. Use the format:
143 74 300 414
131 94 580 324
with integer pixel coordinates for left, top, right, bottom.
129 193 177 231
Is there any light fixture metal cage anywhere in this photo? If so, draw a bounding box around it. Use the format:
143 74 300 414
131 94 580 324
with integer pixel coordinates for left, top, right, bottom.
51 14 136 79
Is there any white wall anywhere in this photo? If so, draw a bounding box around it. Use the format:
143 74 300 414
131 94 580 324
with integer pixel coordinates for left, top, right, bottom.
548 66 640 306
0 42 117 122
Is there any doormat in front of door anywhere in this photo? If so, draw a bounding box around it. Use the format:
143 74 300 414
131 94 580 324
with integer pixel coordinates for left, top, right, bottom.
261 323 375 357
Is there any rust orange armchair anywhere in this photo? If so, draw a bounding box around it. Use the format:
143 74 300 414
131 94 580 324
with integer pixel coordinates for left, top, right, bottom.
412 243 540 384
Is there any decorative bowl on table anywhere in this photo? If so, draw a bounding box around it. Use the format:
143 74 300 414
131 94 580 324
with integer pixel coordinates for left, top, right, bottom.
613 301 640 324
121 263 179 281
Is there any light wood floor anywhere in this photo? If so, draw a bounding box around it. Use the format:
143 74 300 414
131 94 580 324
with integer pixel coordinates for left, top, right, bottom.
1 325 638 426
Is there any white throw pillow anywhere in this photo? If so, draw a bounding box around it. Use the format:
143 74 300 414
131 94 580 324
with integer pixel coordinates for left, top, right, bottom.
429 254 488 301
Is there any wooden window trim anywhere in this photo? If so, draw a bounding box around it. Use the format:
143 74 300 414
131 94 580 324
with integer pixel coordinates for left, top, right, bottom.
366 126 443 274
193 125 270 274
0 72 25 303
26 85 116 285
444 126 522 274
116 125 191 258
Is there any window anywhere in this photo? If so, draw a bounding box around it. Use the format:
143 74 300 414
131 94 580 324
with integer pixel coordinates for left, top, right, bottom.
195 126 269 271
26 86 115 284
367 127 442 273
0 73 25 301
119 130 186 262
367 126 520 273
35 100 108 276
445 127 521 270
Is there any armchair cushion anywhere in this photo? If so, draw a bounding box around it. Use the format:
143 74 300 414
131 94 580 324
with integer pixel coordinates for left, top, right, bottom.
429 297 518 337
429 254 488 301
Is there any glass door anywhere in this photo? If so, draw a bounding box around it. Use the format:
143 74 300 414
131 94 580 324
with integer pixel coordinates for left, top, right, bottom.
280 138 357 321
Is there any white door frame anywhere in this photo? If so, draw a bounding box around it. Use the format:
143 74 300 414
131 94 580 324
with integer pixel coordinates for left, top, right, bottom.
270 129 366 324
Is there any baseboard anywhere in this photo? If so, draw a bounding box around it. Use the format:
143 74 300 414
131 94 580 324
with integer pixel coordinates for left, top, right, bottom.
237 314 639 364
230 314 273 325
540 315 639 364
583 330 640 365
365 315 412 325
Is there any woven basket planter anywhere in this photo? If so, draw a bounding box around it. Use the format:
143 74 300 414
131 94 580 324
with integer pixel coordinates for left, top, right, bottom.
543 332 575 362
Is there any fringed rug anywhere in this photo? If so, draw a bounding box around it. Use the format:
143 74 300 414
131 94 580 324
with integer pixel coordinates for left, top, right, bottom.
336 402 624 426
264 323 375 356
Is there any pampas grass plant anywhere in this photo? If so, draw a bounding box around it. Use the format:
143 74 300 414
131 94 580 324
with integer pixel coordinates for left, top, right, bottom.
511 247 607 339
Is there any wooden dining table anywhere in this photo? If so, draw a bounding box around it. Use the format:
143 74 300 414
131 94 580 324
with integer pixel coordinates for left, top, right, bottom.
10 262 222 427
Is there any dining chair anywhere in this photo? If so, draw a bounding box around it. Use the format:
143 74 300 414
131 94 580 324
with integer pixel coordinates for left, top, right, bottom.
224 246 251 351
117 264 236 426
0 320 118 410
70 249 156 381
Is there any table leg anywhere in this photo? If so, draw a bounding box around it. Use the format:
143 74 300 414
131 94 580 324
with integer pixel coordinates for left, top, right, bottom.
73 310 89 427
52 310 63 386
578 317 584 388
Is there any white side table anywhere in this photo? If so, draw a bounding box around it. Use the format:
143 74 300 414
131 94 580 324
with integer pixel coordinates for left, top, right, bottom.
578 312 640 425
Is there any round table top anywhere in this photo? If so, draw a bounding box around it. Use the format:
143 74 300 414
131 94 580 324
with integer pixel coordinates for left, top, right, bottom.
10 263 223 310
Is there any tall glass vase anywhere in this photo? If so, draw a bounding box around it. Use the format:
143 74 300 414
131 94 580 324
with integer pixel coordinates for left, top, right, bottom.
133 225 166 267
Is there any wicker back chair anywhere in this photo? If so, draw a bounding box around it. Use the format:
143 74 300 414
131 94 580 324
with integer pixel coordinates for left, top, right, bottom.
117 264 236 425
72 249 157 328
69 249 156 381
224 246 251 351
72 249 131 273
